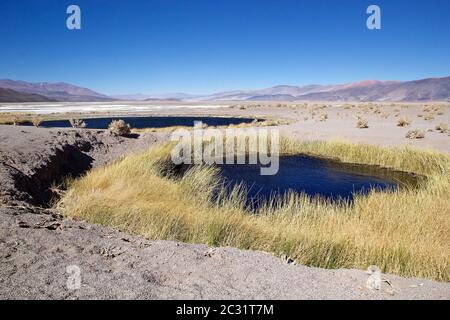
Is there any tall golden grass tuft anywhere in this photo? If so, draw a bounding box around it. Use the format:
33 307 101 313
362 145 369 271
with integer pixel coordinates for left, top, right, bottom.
58 139 450 281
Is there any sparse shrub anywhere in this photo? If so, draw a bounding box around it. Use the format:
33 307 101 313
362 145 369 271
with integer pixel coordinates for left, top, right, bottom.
397 116 411 127
31 116 42 127
373 107 382 114
424 114 435 121
356 118 369 128
405 129 425 139
319 113 328 122
108 119 131 136
69 118 87 128
435 123 449 133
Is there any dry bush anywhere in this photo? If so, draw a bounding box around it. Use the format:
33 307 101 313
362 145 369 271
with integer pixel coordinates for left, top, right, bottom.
108 119 131 136
319 113 328 122
405 129 425 139
397 116 411 127
356 118 369 129
69 118 87 128
373 107 383 114
31 116 42 127
424 115 435 121
435 123 449 133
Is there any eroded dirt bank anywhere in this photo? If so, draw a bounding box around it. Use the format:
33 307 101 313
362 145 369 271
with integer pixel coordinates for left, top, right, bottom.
0 125 449 299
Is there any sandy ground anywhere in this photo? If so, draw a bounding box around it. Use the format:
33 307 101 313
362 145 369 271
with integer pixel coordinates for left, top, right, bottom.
2 101 447 152
0 123 449 300
131 102 450 153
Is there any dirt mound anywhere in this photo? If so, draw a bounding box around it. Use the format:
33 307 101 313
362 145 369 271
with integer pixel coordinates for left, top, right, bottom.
0 125 158 206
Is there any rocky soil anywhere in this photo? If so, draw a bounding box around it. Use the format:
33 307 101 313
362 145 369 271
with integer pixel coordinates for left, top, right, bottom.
0 124 449 300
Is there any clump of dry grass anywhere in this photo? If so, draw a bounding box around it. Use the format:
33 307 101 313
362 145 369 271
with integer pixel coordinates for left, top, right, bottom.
58 139 450 281
69 118 86 128
11 115 21 125
397 116 411 127
405 129 425 139
108 119 131 136
356 118 369 128
0 113 31 125
424 115 435 121
422 105 432 112
254 119 290 127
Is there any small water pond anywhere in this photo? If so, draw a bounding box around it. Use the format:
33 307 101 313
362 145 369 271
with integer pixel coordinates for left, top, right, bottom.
178 155 421 208
34 116 257 129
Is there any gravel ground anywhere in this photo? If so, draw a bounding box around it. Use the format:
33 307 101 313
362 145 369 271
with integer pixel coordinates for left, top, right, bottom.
2 207 449 300
0 124 449 300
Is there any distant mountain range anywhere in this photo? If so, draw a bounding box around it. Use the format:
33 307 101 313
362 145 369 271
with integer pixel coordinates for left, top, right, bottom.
0 87 56 103
0 79 113 102
194 77 450 102
1 76 449 103
111 77 450 102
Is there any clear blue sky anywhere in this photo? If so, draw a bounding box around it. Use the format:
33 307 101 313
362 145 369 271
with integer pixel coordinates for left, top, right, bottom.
1 0 449 95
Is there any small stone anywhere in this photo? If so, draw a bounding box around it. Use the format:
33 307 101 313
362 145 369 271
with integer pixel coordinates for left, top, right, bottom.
204 248 216 257
17 221 30 228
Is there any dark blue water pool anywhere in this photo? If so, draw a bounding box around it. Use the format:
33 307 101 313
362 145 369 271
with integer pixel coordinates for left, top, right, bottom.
37 116 256 129
214 155 418 206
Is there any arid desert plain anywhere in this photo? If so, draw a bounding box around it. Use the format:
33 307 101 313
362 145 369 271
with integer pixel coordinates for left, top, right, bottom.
0 101 449 299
